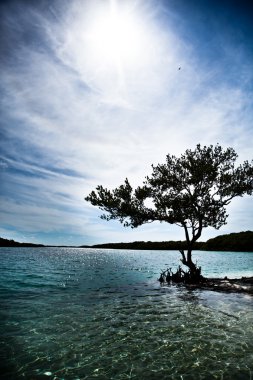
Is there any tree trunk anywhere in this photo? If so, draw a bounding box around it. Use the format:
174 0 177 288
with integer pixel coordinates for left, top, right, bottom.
179 223 203 283
179 248 202 283
180 248 195 270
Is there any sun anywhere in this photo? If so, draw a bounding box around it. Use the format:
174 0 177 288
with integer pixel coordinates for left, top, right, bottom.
86 0 147 71
69 0 159 103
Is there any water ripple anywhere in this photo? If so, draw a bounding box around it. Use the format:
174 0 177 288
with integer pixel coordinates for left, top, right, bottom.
0 247 252 379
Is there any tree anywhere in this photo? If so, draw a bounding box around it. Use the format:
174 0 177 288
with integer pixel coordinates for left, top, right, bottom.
85 144 253 282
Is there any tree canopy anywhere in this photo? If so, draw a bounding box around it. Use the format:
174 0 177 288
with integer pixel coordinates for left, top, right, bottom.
85 144 253 278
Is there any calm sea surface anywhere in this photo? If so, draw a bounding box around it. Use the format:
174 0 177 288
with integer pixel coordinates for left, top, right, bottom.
0 247 253 380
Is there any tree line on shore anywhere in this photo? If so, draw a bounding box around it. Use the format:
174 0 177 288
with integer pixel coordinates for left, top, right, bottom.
2 231 252 251
0 238 44 247
88 231 253 252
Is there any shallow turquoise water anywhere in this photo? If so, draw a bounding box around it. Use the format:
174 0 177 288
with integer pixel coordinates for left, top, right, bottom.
0 247 253 379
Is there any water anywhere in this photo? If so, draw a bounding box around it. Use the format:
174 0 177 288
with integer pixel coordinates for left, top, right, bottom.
0 247 253 380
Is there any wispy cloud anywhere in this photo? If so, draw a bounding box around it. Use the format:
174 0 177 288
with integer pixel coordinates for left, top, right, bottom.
0 0 252 244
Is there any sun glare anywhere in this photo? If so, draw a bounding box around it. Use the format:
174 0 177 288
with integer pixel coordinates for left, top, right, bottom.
87 1 147 71
69 0 163 104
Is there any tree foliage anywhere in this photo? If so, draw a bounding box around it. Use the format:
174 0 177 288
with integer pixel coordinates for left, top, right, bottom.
85 144 253 277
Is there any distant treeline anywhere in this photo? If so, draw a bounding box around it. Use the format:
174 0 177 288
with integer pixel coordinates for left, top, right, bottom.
1 231 253 251
0 237 44 247
202 231 253 252
88 231 253 252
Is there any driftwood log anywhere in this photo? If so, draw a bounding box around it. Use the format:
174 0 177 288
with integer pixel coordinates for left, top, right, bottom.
187 276 253 294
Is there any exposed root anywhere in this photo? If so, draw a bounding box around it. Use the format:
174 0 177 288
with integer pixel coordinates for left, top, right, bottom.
158 270 253 295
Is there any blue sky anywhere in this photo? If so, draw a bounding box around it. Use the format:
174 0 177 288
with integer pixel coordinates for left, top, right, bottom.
0 0 252 246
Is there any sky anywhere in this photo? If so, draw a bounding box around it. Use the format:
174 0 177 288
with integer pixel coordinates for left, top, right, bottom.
0 0 253 246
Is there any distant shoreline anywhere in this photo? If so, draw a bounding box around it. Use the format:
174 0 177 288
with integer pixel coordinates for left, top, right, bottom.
1 231 253 252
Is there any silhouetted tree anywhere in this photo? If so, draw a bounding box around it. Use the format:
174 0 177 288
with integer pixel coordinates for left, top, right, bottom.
85 144 253 282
